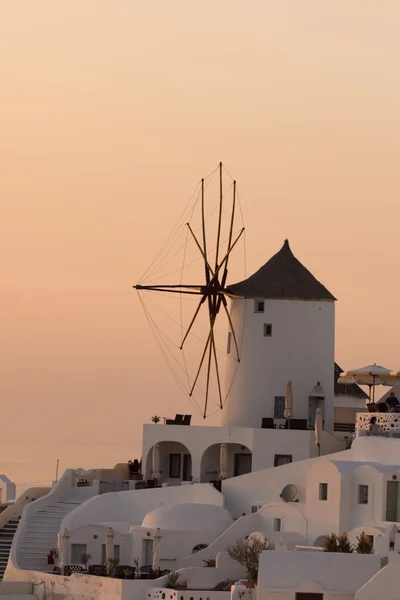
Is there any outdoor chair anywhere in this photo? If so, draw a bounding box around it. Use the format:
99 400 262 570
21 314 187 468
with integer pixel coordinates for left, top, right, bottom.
115 565 135 579
88 564 107 577
261 417 275 429
63 565 83 576
182 414 192 425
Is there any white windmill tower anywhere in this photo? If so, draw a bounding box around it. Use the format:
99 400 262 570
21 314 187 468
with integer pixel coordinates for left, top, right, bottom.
222 240 336 432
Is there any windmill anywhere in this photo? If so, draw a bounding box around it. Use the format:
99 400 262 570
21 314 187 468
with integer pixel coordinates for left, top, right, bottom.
133 163 245 419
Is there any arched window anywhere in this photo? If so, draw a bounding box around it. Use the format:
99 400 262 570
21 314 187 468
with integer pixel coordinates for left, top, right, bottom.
192 544 208 554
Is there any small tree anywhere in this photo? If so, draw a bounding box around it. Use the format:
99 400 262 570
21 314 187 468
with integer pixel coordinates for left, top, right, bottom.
355 531 373 554
227 537 272 581
151 416 161 424
337 533 353 553
80 552 92 569
323 533 339 552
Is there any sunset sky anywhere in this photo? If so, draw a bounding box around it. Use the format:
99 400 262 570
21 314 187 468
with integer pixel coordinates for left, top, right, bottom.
1 1 400 493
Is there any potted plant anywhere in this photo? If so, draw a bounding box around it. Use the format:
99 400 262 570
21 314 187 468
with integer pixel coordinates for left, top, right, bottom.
167 571 182 588
175 579 188 590
202 558 216 567
80 552 92 571
122 566 135 580
151 416 161 424
355 531 373 554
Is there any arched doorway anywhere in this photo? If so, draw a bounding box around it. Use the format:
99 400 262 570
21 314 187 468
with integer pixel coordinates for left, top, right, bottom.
200 443 252 483
145 441 192 485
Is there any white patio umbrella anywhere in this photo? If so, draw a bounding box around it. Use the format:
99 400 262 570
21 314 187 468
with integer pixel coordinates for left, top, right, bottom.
152 527 162 569
152 444 161 480
284 380 293 427
340 364 394 406
220 442 228 480
315 407 323 456
105 527 115 563
58 528 70 571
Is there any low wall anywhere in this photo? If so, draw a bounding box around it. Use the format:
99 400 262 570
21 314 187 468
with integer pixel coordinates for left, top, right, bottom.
8 569 167 600
148 587 229 600
0 487 50 529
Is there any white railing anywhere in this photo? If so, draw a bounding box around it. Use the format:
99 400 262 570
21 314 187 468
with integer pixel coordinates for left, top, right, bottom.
356 412 400 436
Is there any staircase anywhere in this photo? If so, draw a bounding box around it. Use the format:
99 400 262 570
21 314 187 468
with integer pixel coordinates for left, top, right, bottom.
16 501 81 572
0 519 20 581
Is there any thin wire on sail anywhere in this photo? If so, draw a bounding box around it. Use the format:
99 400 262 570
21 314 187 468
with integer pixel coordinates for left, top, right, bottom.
139 166 220 284
139 292 222 413
141 290 238 360
140 178 233 286
137 292 204 416
135 163 246 418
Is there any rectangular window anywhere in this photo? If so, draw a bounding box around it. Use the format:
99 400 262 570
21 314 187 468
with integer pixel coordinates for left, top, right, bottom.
169 453 181 478
274 396 285 419
263 323 272 337
254 300 265 313
71 543 86 565
251 506 258 513
274 454 292 467
319 483 328 501
227 331 232 354
273 518 281 532
358 484 369 505
367 535 374 547
102 544 120 564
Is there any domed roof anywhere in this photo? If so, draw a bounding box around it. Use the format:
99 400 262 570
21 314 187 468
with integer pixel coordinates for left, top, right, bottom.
227 240 335 301
142 503 233 533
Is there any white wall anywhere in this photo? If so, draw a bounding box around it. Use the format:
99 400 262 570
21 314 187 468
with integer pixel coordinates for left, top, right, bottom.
221 298 335 431
0 475 16 503
258 551 380 599
61 484 224 532
8 469 99 573
5 568 163 600
142 423 343 489
68 524 132 566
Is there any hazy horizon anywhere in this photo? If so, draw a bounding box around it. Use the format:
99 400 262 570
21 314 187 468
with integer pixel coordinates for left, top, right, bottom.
2 1 400 495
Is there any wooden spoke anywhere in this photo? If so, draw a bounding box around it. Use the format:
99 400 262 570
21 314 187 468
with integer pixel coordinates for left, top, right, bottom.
203 334 214 419
211 325 223 409
213 227 244 280
133 287 203 296
186 223 215 276
221 180 236 282
201 178 211 286
215 162 223 272
180 294 207 349
189 328 212 396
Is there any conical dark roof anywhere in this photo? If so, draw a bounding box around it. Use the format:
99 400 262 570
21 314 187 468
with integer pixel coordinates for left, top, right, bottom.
226 239 335 301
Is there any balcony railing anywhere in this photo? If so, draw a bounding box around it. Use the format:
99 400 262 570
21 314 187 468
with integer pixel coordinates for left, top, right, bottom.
334 422 355 433
356 412 400 436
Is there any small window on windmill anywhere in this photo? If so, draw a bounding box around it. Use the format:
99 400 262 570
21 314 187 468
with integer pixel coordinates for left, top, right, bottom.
227 332 232 354
264 324 272 337
273 518 282 532
254 300 265 313
358 485 369 505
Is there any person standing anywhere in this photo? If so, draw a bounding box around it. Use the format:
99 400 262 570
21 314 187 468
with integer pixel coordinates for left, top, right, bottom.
386 392 400 412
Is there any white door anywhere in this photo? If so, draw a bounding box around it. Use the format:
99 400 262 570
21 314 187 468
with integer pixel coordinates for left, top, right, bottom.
143 539 153 566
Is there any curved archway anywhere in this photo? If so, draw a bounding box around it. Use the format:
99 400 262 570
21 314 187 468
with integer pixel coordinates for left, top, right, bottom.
200 443 252 483
145 441 192 484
